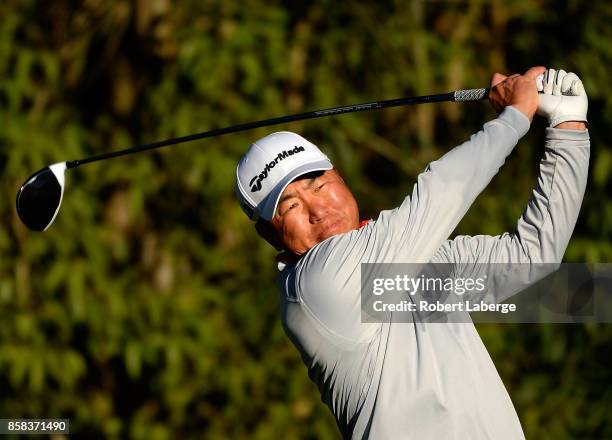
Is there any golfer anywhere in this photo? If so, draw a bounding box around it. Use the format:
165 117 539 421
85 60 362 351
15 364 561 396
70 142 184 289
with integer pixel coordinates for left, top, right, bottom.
235 67 589 439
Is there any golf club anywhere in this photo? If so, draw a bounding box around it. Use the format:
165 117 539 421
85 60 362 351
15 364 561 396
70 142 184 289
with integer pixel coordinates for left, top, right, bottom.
16 87 490 231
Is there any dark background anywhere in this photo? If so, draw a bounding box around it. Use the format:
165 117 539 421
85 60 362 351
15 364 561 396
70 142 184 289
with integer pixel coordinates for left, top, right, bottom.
1 1 611 438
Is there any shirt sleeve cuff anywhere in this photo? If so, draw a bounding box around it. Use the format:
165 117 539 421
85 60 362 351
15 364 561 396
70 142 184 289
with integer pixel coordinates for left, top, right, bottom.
499 106 531 139
545 127 590 141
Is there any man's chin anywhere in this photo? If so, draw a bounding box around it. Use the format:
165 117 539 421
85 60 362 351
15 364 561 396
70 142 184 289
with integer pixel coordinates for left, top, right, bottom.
318 221 352 242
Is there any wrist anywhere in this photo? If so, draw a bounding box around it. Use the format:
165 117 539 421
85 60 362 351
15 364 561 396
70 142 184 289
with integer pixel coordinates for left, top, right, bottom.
510 103 536 121
554 121 587 130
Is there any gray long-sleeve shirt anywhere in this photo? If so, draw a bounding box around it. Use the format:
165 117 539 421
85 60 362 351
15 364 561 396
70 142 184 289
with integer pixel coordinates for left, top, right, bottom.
278 107 590 439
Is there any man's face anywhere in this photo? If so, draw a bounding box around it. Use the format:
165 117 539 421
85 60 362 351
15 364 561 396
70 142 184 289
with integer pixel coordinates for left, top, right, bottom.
270 169 359 256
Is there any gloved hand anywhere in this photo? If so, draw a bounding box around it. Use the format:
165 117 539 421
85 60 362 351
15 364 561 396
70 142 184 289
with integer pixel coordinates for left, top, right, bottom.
536 68 588 127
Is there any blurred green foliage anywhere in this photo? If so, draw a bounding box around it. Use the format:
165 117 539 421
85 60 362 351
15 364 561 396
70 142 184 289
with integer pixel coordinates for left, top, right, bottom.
1 0 611 438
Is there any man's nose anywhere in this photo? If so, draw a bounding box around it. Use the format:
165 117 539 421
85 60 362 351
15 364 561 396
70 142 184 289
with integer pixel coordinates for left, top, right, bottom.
308 196 329 223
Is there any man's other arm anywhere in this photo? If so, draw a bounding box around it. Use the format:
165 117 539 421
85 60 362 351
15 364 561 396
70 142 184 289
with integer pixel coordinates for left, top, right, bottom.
431 125 590 303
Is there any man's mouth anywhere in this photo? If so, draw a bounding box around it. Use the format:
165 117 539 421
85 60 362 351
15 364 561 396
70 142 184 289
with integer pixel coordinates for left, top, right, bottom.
318 219 344 238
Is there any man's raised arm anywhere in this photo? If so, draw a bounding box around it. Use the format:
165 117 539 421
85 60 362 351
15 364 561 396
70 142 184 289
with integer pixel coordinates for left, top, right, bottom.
431 69 590 303
365 67 546 264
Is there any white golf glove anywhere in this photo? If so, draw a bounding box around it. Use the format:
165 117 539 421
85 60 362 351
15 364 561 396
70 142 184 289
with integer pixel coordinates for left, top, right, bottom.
536 68 588 127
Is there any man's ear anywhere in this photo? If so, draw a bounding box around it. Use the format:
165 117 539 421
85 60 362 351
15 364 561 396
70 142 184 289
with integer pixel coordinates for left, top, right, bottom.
255 219 285 251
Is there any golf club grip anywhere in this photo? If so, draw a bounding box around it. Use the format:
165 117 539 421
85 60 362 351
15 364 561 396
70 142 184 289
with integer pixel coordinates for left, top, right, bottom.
66 88 490 168
453 88 490 102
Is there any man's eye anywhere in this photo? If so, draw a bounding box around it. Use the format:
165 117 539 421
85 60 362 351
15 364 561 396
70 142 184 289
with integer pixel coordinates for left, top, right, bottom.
280 202 298 216
314 183 325 192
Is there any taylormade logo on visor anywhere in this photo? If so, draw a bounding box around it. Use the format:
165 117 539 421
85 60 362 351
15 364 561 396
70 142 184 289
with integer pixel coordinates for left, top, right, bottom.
249 145 306 192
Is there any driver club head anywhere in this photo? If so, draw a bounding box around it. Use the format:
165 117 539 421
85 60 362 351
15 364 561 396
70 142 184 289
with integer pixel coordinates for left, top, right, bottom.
16 162 67 231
